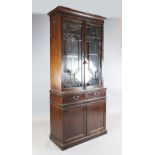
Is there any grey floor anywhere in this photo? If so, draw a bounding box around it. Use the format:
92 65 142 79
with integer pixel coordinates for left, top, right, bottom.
32 112 121 155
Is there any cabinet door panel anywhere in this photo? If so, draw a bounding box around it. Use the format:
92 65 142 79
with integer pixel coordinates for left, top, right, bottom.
85 23 103 87
62 20 83 89
87 101 106 135
64 107 86 143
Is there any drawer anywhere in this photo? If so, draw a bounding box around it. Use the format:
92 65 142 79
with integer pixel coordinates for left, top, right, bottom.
63 93 85 104
63 89 106 104
86 89 106 100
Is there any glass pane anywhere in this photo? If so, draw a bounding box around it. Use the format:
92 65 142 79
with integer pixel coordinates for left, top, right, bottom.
85 24 102 86
63 21 82 88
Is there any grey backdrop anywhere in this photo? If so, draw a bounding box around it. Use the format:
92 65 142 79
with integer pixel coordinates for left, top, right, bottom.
32 15 122 116
32 0 121 17
32 15 50 116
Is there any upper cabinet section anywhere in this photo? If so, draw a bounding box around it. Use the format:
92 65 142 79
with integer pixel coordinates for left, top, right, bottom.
48 6 105 92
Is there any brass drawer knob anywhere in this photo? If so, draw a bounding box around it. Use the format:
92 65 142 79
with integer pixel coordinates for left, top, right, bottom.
72 96 80 101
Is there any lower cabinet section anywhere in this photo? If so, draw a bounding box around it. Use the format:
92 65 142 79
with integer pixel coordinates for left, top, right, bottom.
50 99 107 150
64 101 106 141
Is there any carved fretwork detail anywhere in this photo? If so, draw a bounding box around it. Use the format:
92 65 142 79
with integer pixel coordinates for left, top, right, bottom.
63 21 82 88
86 24 103 86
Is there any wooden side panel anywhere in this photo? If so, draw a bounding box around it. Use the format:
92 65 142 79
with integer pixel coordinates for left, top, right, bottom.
63 107 86 143
50 14 62 91
50 104 63 142
50 93 62 104
87 101 106 135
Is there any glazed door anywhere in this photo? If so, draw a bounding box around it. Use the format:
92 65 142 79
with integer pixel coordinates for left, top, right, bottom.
62 20 83 89
84 23 103 88
86 101 106 135
62 20 103 90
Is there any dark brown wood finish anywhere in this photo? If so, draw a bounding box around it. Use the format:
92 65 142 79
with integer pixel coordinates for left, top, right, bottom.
48 6 107 150
87 101 106 135
48 6 106 21
63 106 86 143
50 13 62 91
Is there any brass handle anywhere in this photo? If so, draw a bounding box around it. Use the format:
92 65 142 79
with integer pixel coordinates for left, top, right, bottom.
94 92 100 96
72 96 80 101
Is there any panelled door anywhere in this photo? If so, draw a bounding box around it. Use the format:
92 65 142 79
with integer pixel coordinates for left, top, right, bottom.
63 106 86 143
86 101 106 135
63 101 106 141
